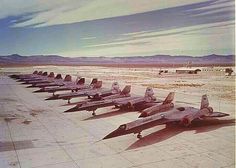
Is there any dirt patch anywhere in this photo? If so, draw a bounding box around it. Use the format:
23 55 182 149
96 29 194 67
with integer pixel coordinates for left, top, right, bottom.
22 120 32 125
171 83 205 87
142 83 204 89
0 114 23 122
0 140 34 152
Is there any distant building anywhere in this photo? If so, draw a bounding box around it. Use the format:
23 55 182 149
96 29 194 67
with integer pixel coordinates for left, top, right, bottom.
201 67 226 75
176 69 201 74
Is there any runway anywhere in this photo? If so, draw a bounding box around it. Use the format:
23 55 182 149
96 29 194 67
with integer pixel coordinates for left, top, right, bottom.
0 69 235 168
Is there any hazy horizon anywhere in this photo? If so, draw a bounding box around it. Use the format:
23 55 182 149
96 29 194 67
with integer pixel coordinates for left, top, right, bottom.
0 53 234 58
0 0 235 57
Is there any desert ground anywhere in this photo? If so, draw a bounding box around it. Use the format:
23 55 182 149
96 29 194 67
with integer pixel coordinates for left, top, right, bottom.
0 65 235 168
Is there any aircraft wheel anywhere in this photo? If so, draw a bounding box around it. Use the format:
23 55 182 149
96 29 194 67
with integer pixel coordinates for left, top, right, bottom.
92 111 96 116
137 133 142 139
67 99 71 104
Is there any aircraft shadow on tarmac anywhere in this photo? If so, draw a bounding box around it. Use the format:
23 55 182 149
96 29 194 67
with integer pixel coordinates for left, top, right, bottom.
83 108 138 121
126 118 235 150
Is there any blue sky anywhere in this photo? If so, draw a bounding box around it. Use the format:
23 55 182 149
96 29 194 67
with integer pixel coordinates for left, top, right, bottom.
0 0 234 57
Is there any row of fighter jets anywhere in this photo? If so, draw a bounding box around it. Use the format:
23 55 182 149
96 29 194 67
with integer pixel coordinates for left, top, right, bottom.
10 70 230 140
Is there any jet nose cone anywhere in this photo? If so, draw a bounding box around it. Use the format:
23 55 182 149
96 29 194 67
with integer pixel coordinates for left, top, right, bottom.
64 106 79 113
27 85 36 88
34 89 44 93
139 112 148 118
103 128 125 140
22 82 30 84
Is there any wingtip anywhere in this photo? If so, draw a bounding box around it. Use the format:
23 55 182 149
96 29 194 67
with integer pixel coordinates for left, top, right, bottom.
45 95 59 100
138 112 147 118
34 89 44 93
64 106 79 113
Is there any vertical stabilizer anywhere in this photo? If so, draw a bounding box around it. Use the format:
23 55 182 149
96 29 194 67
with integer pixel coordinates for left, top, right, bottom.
77 78 85 85
111 82 120 93
48 72 54 78
38 71 43 75
144 87 156 102
162 92 175 104
33 71 38 74
93 81 102 88
90 78 98 85
121 85 131 95
42 72 48 76
55 74 62 79
200 94 209 109
64 75 72 82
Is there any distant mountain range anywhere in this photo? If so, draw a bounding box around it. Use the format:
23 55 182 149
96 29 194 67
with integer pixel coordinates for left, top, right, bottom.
0 54 234 66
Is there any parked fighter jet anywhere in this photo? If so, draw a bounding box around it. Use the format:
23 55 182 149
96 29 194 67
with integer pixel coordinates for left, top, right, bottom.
23 72 57 85
16 71 43 81
24 72 55 86
19 71 46 82
46 81 119 102
46 80 103 103
9 70 38 79
64 85 132 115
34 75 74 93
103 95 229 139
36 78 98 96
32 74 64 88
64 87 173 116
21 71 49 84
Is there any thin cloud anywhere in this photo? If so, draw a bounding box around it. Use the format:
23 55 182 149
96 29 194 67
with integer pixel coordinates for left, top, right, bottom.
81 37 97 40
1 0 208 27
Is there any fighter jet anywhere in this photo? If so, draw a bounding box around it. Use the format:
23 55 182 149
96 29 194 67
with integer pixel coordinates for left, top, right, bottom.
36 78 98 96
32 74 64 88
23 72 56 85
21 71 49 84
103 95 229 139
9 70 39 79
46 81 119 101
46 80 103 103
18 71 47 83
16 71 43 81
64 85 132 115
25 72 55 85
64 87 171 116
34 74 73 93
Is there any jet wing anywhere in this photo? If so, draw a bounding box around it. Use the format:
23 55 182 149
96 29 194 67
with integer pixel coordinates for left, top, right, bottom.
113 96 141 106
204 112 229 118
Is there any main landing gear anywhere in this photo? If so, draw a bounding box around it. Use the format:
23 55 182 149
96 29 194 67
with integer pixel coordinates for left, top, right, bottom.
137 132 142 139
92 110 96 116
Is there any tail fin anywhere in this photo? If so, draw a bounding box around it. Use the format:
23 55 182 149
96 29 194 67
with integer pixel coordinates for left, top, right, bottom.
121 85 131 95
48 72 54 78
33 71 38 74
38 71 43 75
200 94 209 109
77 78 85 85
64 75 72 82
93 81 102 88
144 87 156 102
162 92 175 104
90 78 98 85
145 87 154 98
111 82 120 93
55 74 62 79
42 72 48 76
